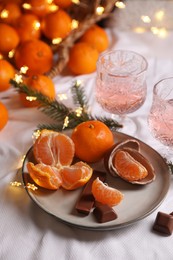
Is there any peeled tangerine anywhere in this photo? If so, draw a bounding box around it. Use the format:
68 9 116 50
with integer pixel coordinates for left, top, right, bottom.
106 139 156 185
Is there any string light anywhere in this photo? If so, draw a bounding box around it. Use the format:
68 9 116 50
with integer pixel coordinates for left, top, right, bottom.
52 38 62 45
72 0 80 4
96 6 105 15
141 15 151 24
14 74 23 84
10 181 22 187
49 4 59 12
63 116 69 129
20 66 28 74
22 3 31 10
57 93 67 101
76 79 83 87
155 10 165 21
75 107 83 117
32 129 41 141
115 1 126 9
26 96 37 101
71 19 79 30
0 9 9 19
151 27 168 38
26 183 38 191
8 50 15 59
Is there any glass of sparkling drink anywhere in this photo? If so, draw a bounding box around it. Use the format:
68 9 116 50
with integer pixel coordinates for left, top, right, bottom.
95 50 148 133
148 77 173 149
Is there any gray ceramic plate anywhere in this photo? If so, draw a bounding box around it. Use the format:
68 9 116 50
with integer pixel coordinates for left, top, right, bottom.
22 131 171 230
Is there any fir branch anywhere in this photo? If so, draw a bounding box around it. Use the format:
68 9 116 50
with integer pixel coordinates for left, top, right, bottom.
10 79 122 131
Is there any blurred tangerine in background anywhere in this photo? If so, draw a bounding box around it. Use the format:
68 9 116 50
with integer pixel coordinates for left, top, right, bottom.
0 59 15 91
68 42 99 75
14 39 53 75
19 74 56 107
15 13 41 42
0 2 22 25
79 24 109 53
0 101 8 130
0 23 20 54
41 9 72 40
53 0 72 9
22 0 56 18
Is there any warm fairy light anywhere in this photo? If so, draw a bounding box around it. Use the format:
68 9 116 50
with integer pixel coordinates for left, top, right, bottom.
71 19 79 30
26 183 38 191
0 53 3 60
47 0 53 3
49 4 59 12
72 0 80 4
20 66 29 74
32 129 41 141
10 181 22 187
22 3 31 10
33 21 41 30
76 79 82 87
115 1 126 9
14 74 23 84
133 27 146 33
141 15 151 23
96 6 105 15
26 96 37 101
8 50 15 58
52 37 62 45
75 107 83 117
155 10 165 21
151 27 168 38
63 116 69 129
57 93 67 100
0 9 9 19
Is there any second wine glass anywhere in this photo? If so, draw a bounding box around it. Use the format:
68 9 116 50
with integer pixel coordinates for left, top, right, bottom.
95 49 148 134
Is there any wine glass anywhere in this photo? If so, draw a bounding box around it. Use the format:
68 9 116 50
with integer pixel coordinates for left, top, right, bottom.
148 77 173 161
95 49 148 134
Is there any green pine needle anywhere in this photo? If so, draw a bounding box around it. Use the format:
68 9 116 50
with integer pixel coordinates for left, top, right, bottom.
10 79 122 131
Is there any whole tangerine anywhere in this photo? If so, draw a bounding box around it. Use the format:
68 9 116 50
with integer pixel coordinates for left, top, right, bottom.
71 120 114 163
0 101 8 130
20 74 56 107
0 59 15 91
15 13 41 42
41 9 72 40
0 23 20 53
14 39 53 75
79 24 109 53
68 42 99 75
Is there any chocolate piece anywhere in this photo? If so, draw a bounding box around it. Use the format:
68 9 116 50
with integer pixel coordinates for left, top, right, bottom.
75 170 106 215
93 203 118 223
153 211 173 235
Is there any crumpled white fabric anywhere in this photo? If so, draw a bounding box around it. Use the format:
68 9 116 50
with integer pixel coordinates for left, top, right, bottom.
1 12 173 260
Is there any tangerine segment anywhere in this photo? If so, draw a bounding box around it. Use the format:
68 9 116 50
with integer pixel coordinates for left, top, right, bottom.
60 162 93 190
27 162 62 190
33 129 75 167
113 150 148 181
92 178 124 207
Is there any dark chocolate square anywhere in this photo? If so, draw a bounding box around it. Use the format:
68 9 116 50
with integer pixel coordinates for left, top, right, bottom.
93 204 118 223
153 212 173 235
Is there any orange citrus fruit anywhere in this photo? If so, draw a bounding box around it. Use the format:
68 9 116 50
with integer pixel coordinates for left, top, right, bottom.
23 0 54 18
0 59 15 91
0 101 8 130
33 129 75 167
27 162 62 190
71 120 114 163
19 74 56 107
41 9 72 40
67 42 99 75
113 150 148 181
79 24 109 53
15 13 41 42
91 178 124 207
60 161 93 190
0 23 20 53
53 0 72 9
14 39 53 75
0 3 22 25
